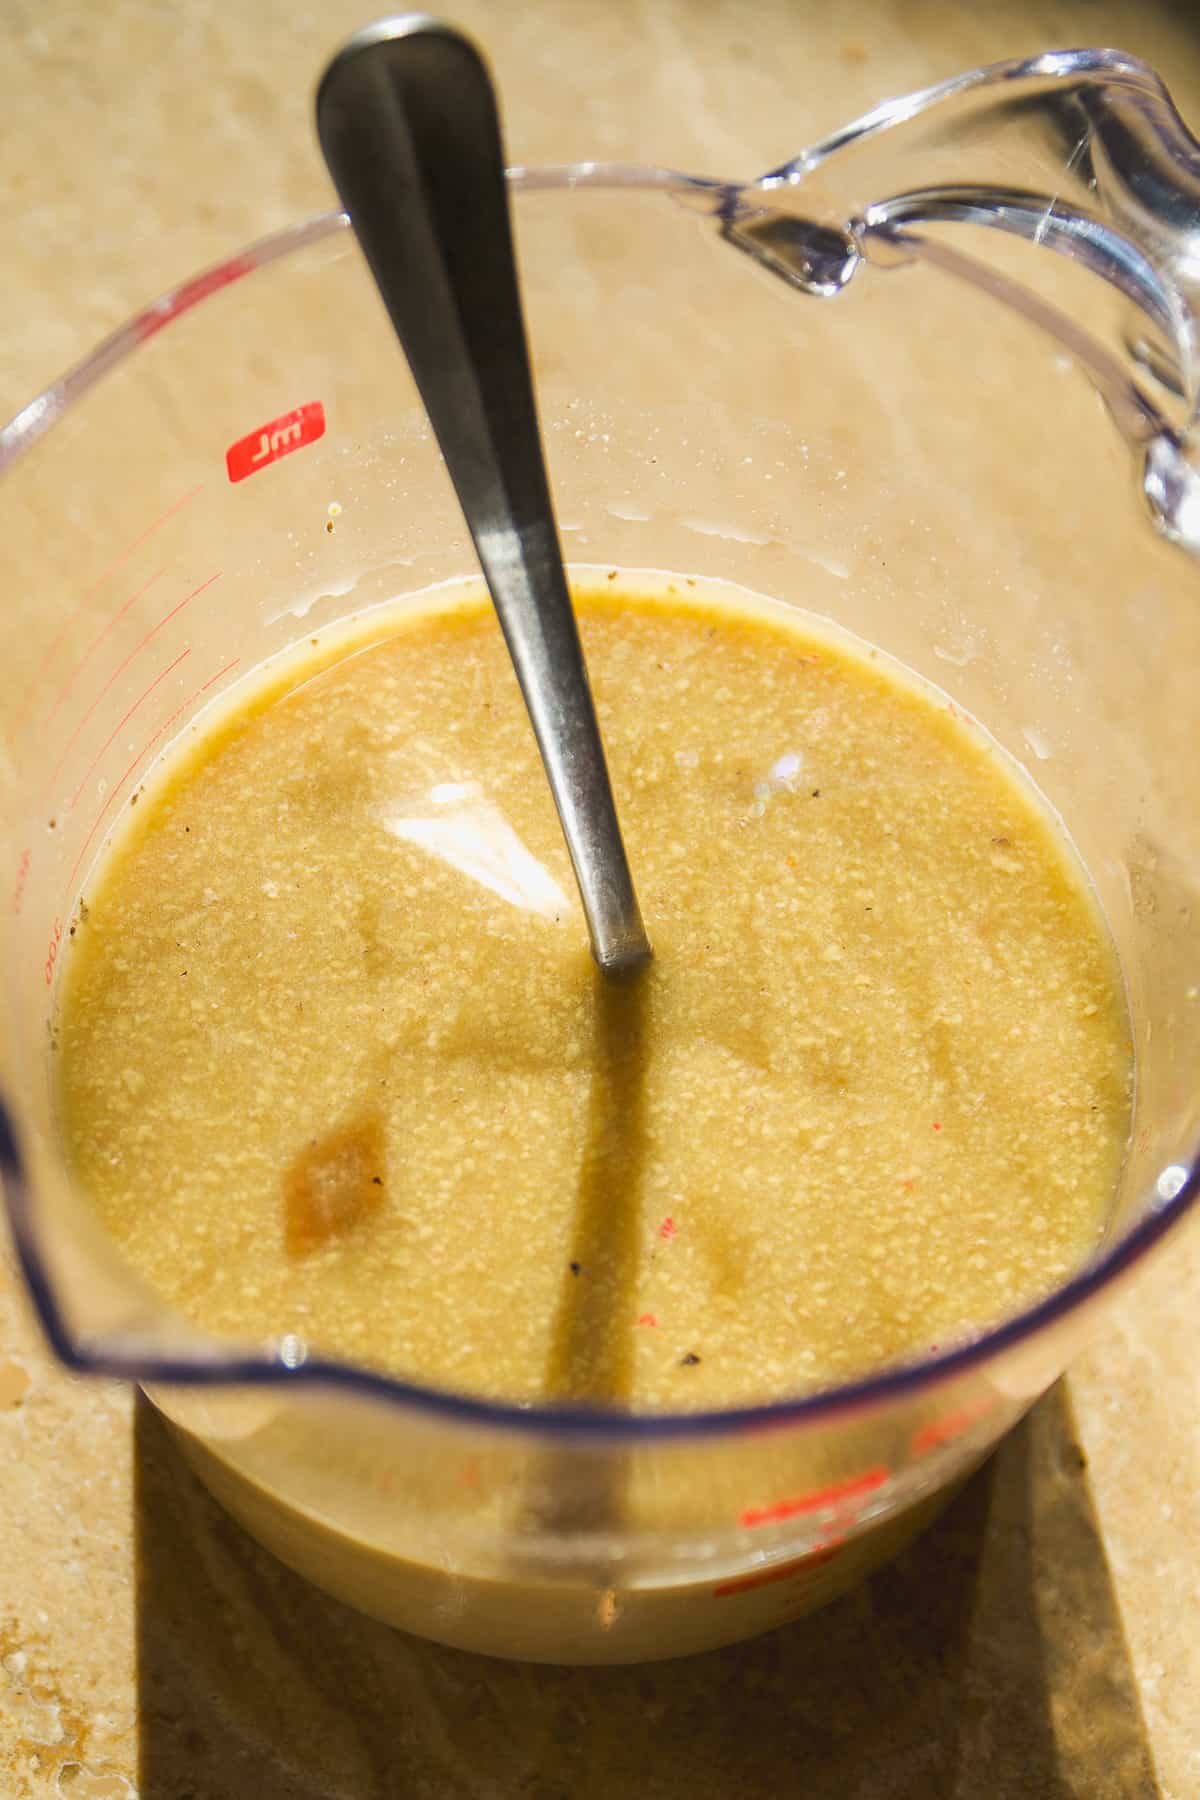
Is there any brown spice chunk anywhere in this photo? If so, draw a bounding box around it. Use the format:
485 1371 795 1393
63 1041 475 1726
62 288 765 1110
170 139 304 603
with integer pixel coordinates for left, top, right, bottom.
283 1114 386 1257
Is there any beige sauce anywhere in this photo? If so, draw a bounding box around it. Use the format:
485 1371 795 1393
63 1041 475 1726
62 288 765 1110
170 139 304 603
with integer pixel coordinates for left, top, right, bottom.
56 577 1131 1409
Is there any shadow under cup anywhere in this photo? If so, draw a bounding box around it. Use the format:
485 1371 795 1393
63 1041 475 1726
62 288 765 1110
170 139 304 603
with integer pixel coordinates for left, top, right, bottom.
1 165 1199 1659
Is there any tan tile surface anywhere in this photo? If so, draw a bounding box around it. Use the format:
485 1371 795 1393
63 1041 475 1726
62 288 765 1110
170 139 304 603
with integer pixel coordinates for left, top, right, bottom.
1 1 1197 1794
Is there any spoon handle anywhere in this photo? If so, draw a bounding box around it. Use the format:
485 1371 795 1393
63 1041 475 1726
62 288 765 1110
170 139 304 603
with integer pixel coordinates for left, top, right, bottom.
316 17 651 974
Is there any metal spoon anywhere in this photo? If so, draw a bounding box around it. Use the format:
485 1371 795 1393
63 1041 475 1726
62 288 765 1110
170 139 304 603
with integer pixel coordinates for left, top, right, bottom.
316 16 651 974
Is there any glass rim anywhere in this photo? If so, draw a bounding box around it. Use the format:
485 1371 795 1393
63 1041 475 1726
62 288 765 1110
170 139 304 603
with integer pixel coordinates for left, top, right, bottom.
8 41 1200 463
3 57 1199 1440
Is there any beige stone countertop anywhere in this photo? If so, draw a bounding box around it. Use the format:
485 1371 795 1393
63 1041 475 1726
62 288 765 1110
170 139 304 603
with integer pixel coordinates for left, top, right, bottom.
1 0 1198 1794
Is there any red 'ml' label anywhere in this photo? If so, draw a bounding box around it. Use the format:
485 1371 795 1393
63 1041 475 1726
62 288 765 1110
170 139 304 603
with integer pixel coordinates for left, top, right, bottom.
226 402 326 483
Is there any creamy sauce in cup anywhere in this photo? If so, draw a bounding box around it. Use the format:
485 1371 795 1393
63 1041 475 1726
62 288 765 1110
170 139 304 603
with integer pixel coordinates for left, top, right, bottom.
56 575 1130 1408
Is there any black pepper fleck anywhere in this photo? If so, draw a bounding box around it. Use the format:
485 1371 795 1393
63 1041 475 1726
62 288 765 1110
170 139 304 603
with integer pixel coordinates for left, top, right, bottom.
681 1352 701 1366
569 1261 581 1276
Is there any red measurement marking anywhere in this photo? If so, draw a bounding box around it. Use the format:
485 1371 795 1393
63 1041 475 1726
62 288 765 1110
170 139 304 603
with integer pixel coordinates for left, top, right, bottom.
12 848 32 916
713 1542 843 1599
658 1216 676 1241
199 656 240 693
43 917 63 987
64 658 238 903
14 485 202 740
226 402 325 483
135 256 257 343
738 1465 889 1530
637 1312 659 1328
911 1398 996 1456
64 571 223 809
41 568 167 797
67 649 192 811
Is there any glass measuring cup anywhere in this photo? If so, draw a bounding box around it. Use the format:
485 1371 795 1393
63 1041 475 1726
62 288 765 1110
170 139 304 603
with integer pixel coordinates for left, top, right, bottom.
2 46 1199 1663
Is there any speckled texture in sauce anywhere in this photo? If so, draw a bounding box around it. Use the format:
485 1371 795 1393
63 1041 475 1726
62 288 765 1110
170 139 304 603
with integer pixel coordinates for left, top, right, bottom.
56 579 1131 1408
